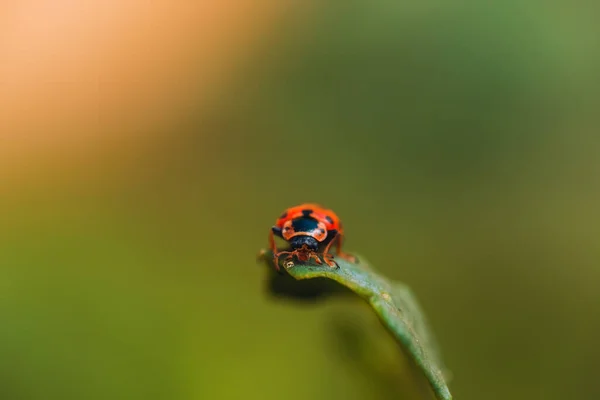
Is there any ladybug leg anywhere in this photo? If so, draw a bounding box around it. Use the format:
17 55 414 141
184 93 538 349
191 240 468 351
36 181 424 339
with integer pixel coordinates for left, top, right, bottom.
269 229 281 272
320 234 340 268
278 251 295 261
335 232 358 263
309 252 323 265
322 233 336 257
322 253 338 268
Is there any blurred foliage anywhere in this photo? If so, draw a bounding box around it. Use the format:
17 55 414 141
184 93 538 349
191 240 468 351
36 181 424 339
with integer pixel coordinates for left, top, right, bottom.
2 1 600 400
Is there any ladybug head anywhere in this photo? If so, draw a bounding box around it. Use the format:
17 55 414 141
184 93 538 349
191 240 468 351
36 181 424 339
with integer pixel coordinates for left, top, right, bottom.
288 235 318 251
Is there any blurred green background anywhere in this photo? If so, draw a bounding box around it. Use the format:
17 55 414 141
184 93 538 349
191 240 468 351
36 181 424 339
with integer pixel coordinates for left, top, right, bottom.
1 1 599 399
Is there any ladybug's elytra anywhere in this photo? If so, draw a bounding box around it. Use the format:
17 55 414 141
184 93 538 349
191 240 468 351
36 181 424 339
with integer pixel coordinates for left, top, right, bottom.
268 203 357 271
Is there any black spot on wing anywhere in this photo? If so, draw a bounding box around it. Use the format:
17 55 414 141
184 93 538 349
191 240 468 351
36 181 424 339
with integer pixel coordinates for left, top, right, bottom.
272 226 283 238
325 216 334 224
301 209 313 217
280 212 288 219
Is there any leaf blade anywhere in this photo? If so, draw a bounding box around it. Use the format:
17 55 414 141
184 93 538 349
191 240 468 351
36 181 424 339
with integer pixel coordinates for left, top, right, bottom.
270 253 453 400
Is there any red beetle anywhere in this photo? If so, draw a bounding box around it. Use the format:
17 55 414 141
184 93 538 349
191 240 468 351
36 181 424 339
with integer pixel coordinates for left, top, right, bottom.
268 203 357 271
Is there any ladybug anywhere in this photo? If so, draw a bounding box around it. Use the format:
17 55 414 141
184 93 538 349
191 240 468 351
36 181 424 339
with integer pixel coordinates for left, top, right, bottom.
268 203 357 271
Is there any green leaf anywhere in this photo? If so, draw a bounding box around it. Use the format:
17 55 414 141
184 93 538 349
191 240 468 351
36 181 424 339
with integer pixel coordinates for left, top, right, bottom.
262 251 453 400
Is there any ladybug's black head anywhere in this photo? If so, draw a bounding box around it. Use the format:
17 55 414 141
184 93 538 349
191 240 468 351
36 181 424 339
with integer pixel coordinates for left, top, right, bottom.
289 235 319 251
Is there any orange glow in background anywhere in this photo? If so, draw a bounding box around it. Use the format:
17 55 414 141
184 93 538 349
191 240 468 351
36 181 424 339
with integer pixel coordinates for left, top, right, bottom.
0 0 294 179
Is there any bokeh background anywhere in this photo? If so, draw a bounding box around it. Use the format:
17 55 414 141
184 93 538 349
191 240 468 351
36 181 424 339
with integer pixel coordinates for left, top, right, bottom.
1 1 599 399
